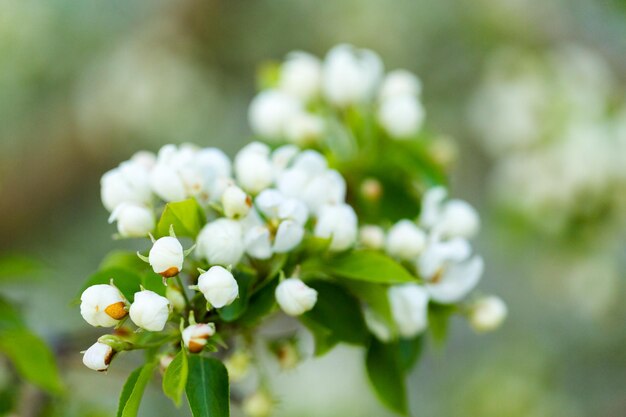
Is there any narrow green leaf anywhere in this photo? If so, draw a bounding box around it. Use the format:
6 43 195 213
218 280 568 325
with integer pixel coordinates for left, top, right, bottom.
186 356 229 417
322 251 416 284
0 328 64 395
366 339 408 415
156 199 206 238
117 362 156 417
79 267 143 303
163 350 188 407
302 281 368 346
219 272 254 322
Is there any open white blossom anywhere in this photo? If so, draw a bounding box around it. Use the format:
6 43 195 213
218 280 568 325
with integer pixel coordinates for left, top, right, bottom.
275 278 318 316
148 236 184 278
101 159 153 212
129 290 170 331
420 187 480 240
80 284 127 327
196 218 245 266
197 266 239 308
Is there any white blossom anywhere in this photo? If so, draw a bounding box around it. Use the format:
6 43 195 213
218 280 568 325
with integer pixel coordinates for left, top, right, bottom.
314 204 358 251
285 112 324 146
148 236 184 278
182 323 216 353
322 44 383 107
234 142 274 194
388 284 429 338
101 160 153 212
417 238 483 304
378 94 425 139
359 225 386 250
279 51 322 101
80 284 127 327
248 90 302 139
420 187 480 240
379 69 422 99
197 266 239 308
385 220 427 260
469 296 507 332
221 185 251 219
129 290 170 331
108 202 155 237
82 342 114 372
196 218 245 266
275 278 318 316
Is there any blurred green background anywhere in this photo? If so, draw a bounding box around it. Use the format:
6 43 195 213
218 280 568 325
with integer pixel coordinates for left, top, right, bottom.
1 0 626 416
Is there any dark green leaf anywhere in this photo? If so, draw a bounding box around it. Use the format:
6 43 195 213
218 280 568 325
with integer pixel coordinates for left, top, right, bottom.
428 303 456 345
156 199 206 239
302 281 368 346
117 362 156 417
163 350 188 407
186 356 229 417
0 328 63 395
79 267 143 303
341 281 395 329
397 336 424 372
366 339 408 415
237 279 278 326
219 272 254 322
321 251 416 284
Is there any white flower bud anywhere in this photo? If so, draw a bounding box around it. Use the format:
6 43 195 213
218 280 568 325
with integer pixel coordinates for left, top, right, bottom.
243 391 274 417
221 185 251 219
100 161 152 212
379 69 422 99
469 296 507 333
197 266 239 308
196 219 244 266
149 236 184 278
271 145 300 177
388 284 429 338
285 112 324 146
129 290 170 331
234 142 274 194
182 323 216 353
82 342 115 372
275 278 318 316
80 284 127 327
386 220 427 260
359 225 385 250
108 203 155 237
314 204 358 251
436 199 480 240
279 51 322 101
322 44 383 107
248 90 302 139
378 94 425 139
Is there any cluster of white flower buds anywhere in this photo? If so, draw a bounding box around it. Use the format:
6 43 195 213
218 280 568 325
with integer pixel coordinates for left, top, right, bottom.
360 187 504 339
248 44 426 144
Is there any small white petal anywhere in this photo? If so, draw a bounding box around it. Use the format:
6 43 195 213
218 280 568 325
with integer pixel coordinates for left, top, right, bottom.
197 266 239 308
275 278 318 316
129 290 170 331
82 342 114 371
388 284 429 338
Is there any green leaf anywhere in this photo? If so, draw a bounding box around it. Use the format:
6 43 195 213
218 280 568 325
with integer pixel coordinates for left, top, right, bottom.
428 303 456 345
0 328 64 395
321 251 416 284
397 336 424 372
219 272 254 322
79 267 143 303
0 254 44 283
186 356 229 417
0 297 25 331
141 272 166 296
100 251 149 272
341 281 395 329
237 279 278 326
156 199 206 239
366 339 408 415
299 315 338 356
302 281 368 347
117 362 156 417
163 350 188 407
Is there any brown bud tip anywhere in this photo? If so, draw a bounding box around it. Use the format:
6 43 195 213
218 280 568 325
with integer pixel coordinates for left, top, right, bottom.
105 302 128 320
188 340 206 353
160 267 180 278
245 195 253 207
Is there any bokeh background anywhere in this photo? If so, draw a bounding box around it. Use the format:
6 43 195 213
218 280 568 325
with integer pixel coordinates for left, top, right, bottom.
2 0 626 416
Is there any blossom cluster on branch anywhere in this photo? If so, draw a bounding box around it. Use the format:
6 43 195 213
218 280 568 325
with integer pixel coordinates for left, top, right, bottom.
78 44 505 417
